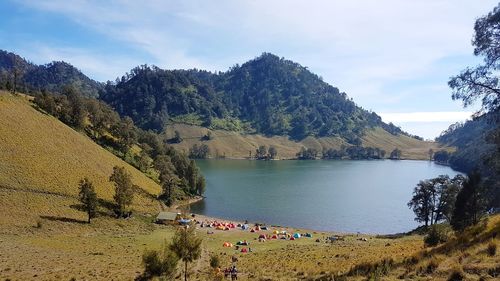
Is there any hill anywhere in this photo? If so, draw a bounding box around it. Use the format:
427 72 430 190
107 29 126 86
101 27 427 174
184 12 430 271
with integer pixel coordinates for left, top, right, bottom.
100 53 421 144
0 50 102 97
163 124 442 160
436 113 499 207
0 91 162 229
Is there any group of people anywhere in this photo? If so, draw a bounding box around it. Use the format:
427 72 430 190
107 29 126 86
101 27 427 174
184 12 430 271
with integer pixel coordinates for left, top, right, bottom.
223 265 238 280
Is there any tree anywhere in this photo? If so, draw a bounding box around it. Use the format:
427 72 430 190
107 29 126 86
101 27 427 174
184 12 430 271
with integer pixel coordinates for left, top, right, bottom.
428 149 434 161
408 180 434 227
174 130 183 143
196 175 206 196
389 148 402 160
170 225 203 281
256 145 268 159
155 155 179 206
449 4 500 115
109 166 134 217
451 171 487 231
408 175 464 226
141 245 179 280
78 178 97 223
268 146 278 159
433 150 450 163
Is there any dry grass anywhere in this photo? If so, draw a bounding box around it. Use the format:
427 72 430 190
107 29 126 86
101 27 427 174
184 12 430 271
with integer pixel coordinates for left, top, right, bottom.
165 123 445 160
0 92 162 230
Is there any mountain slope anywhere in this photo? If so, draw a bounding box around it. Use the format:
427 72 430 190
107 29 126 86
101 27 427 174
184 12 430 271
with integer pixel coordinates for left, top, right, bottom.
0 50 102 97
0 91 161 228
163 124 442 160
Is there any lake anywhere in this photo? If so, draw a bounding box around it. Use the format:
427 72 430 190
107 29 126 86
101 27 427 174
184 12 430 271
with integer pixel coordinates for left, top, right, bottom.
190 159 461 234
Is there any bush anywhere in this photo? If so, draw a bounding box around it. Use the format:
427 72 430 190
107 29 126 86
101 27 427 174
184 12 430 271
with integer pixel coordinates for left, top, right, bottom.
141 247 179 279
447 268 464 281
209 254 220 269
424 224 449 247
487 241 497 256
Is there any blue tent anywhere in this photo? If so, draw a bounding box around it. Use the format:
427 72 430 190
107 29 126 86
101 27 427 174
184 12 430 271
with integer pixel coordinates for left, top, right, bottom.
293 233 301 238
178 219 191 225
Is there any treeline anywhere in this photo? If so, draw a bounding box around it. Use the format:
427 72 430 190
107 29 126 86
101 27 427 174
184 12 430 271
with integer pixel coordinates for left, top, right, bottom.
408 172 491 236
33 86 205 205
295 146 402 160
0 50 101 97
322 146 387 160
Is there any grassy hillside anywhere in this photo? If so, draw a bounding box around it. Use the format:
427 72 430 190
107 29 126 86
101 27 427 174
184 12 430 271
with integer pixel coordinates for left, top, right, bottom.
0 91 162 229
165 124 443 160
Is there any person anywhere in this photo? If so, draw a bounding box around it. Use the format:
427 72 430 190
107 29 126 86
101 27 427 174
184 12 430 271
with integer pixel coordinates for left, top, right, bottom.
224 267 230 278
231 265 238 280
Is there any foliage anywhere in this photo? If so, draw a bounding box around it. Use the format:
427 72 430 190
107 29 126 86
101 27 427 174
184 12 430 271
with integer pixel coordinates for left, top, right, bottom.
446 3 500 209
323 145 386 160
451 171 488 231
408 175 465 226
99 54 419 142
389 148 402 160
33 87 206 206
433 150 450 163
487 241 497 256
109 166 135 216
188 144 210 159
0 50 101 97
209 254 220 269
170 225 203 281
141 246 179 280
424 224 450 247
78 177 98 223
296 147 318 159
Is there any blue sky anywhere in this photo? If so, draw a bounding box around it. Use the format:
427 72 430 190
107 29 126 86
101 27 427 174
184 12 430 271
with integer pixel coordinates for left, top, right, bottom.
0 0 497 139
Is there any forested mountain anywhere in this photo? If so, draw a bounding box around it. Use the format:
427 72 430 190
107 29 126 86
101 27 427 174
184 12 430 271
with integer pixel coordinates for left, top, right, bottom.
101 53 416 142
436 113 499 206
0 50 102 97
437 114 496 173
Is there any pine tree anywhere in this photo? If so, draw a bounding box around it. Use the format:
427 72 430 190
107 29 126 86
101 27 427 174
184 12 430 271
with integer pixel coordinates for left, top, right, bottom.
109 166 134 217
170 225 202 281
78 177 98 223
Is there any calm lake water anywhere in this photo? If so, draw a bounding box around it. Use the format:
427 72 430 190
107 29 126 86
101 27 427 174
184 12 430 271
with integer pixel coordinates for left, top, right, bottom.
191 159 460 234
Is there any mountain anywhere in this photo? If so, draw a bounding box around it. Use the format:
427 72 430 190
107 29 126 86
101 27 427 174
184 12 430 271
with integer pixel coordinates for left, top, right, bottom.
100 53 419 143
436 113 499 207
0 92 161 228
0 50 102 97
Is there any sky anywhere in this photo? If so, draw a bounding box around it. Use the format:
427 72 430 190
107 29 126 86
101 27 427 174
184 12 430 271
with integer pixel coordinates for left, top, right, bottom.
0 0 497 139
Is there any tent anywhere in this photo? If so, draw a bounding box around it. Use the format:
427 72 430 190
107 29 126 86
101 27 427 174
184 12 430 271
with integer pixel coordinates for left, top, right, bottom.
293 233 301 238
241 248 248 253
290 237 295 241
178 218 191 225
250 229 255 233
304 233 312 238
241 224 249 230
258 234 266 239
271 234 278 239
223 242 233 247
273 230 280 234
261 226 268 230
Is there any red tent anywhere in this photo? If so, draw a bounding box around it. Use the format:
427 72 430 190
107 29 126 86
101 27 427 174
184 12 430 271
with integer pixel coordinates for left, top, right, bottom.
241 248 248 253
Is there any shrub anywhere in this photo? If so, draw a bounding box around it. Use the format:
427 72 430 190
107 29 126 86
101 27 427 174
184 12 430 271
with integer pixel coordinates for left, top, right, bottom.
141 246 179 279
447 267 464 281
209 254 220 269
424 224 449 247
425 258 439 274
487 241 497 256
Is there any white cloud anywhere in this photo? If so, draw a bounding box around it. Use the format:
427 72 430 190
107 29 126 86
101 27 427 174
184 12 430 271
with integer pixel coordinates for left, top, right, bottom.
379 111 474 139
13 0 499 113
379 111 473 123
